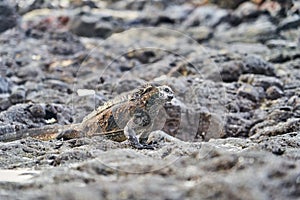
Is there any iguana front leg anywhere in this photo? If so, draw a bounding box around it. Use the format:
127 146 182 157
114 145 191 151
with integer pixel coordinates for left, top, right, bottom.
124 117 154 150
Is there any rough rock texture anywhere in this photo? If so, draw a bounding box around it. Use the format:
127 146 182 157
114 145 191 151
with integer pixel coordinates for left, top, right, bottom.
0 1 17 33
0 0 300 199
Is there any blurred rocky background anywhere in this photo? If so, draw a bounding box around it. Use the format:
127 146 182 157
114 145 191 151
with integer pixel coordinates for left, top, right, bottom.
0 0 299 199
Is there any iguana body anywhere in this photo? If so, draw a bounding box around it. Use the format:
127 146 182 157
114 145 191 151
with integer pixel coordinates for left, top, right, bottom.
0 84 174 149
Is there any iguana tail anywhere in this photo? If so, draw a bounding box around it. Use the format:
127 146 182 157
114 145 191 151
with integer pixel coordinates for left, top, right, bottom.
0 124 76 142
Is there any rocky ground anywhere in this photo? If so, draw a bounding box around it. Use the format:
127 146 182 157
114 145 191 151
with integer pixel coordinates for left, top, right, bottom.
0 0 300 199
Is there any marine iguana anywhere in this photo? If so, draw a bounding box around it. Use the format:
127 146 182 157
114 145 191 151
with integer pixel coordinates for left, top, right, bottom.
0 84 174 149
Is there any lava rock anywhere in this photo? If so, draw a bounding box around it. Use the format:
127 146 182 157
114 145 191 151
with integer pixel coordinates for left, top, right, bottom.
267 107 293 122
266 86 283 100
69 15 99 37
16 0 56 15
269 51 300 63
242 55 275 76
29 104 46 118
162 4 192 23
45 31 85 55
183 5 228 27
187 26 213 43
277 15 300 31
44 79 72 94
266 39 297 49
69 15 120 38
0 2 18 33
0 76 11 94
208 0 248 9
233 1 263 20
239 74 283 90
220 61 243 82
94 22 115 38
288 95 300 117
237 84 264 103
215 15 277 43
0 2 299 199
221 55 276 82
0 98 11 111
124 49 157 64
9 88 26 104
143 4 192 26
250 118 300 138
0 103 73 132
162 102 181 137
16 63 44 81
225 113 253 137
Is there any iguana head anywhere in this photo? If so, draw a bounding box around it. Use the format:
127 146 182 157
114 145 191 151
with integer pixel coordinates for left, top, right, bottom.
157 85 174 102
131 84 174 103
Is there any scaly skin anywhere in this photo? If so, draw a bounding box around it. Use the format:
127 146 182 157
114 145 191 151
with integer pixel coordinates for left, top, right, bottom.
0 84 174 149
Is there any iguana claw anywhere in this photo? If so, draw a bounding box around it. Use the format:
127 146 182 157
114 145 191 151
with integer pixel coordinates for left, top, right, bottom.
128 135 154 150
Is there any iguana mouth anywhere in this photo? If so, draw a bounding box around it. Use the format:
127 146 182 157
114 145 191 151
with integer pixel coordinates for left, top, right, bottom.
167 95 173 101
